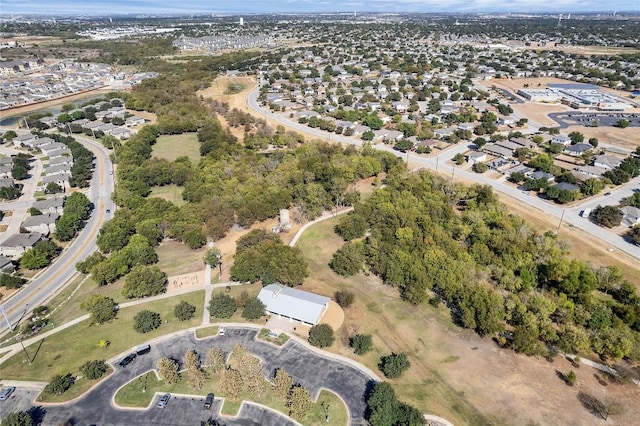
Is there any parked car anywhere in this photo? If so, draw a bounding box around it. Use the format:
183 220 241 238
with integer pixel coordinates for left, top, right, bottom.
204 393 214 410
158 393 171 408
0 386 16 400
218 326 226 336
604 192 612 196
118 353 137 367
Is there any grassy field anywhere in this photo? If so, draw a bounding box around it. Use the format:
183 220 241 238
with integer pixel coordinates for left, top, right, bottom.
149 184 186 207
156 240 207 277
294 218 493 426
153 133 201 162
115 369 348 425
195 326 221 339
1 291 204 382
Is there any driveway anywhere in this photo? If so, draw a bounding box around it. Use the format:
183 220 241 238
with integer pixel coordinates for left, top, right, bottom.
1 327 372 426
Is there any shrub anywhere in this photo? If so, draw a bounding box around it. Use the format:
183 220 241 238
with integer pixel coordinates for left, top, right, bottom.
350 334 373 355
174 300 196 321
79 360 108 380
209 293 237 318
2 411 33 426
81 294 118 325
566 370 577 386
133 310 161 333
334 289 355 308
379 353 411 378
308 324 334 348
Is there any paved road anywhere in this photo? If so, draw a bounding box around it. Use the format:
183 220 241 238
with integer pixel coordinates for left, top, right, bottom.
1 327 372 426
247 87 640 260
0 129 115 336
548 111 640 129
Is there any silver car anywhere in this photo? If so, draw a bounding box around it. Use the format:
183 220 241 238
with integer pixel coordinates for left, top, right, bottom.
158 393 171 408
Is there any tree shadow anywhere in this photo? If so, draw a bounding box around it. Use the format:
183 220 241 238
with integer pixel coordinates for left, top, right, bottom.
28 338 46 364
27 406 46 425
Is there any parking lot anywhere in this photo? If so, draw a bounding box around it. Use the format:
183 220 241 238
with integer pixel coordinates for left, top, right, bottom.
548 112 640 129
1 327 371 425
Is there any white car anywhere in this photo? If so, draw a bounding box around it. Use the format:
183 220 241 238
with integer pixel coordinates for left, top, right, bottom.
218 326 226 336
158 393 171 408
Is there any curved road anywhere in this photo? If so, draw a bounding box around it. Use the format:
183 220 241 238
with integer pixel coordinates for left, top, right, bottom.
247 87 640 260
0 129 114 336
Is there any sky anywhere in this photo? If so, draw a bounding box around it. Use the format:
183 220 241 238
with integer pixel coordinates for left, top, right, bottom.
0 0 638 15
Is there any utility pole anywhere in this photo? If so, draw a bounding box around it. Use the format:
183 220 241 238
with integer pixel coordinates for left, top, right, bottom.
558 208 565 230
436 156 439 172
0 303 12 332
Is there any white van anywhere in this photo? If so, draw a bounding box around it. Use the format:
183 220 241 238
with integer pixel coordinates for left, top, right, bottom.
580 208 591 218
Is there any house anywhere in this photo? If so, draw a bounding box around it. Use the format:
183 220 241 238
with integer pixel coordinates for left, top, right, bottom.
552 182 581 192
575 165 606 177
0 232 42 258
125 116 146 127
551 135 572 146
0 178 15 188
39 142 67 157
257 284 330 326
621 206 640 227
564 143 592 157
22 213 59 235
498 117 516 126
483 144 513 159
45 163 72 176
108 127 131 139
12 133 38 147
593 155 622 170
510 137 537 148
0 255 15 273
42 173 70 189
530 171 555 182
32 197 65 215
467 151 487 164
46 148 72 159
48 156 73 166
0 164 12 179
486 158 511 171
504 164 534 179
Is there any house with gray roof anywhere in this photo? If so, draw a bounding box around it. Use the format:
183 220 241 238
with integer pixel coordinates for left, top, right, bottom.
257 284 330 326
621 206 640 227
564 143 593 157
22 213 59 235
33 196 65 214
0 232 42 258
593 155 622 170
12 133 38 147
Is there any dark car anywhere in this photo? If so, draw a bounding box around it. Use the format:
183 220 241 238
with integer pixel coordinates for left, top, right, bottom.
604 192 612 196
204 393 214 410
118 353 137 367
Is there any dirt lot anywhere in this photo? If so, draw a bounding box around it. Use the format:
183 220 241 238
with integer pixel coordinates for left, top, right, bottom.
564 125 639 149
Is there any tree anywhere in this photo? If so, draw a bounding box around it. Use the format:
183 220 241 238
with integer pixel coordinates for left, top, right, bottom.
221 368 243 400
79 360 108 380
0 273 26 289
334 289 355 308
330 241 365 277
580 178 604 196
272 368 293 400
45 182 63 194
379 352 411 379
133 310 161 333
334 213 367 241
615 119 629 128
157 357 180 384
20 240 61 270
209 293 237 318
473 162 488 173
565 370 577 386
81 295 117 324
2 130 18 141
628 224 640 245
367 382 400 426
362 130 375 141
568 131 584 144
588 137 599 148
54 213 83 241
591 205 623 228
308 324 334 348
2 411 33 426
241 297 266 320
174 300 196 321
44 373 74 395
205 348 225 374
350 334 373 355
287 385 312 421
122 265 167 298
204 247 221 267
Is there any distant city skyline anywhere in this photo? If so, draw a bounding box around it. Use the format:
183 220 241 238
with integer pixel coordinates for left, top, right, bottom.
0 0 638 16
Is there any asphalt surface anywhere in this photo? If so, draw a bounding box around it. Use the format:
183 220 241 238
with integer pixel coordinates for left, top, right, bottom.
548 112 640 129
247 87 640 260
0 128 115 336
1 327 372 426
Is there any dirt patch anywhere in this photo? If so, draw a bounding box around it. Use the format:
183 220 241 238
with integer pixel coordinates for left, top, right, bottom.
319 300 345 331
166 271 205 293
564 125 638 149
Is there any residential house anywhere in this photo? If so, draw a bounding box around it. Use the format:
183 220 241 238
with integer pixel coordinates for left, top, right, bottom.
39 142 67 157
32 196 65 215
621 206 640 227
467 151 487 164
12 133 38 147
551 135 572 146
22 213 59 236
593 155 622 170
486 158 512 171
0 232 42 258
0 164 12 178
552 182 581 192
0 255 15 273
42 173 70 189
483 144 513 159
575 165 607 177
529 171 555 182
46 148 72 159
564 143 592 157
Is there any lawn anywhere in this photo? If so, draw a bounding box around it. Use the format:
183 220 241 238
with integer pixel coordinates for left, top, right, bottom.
115 369 348 425
1 291 204 382
156 240 206 276
153 133 201 162
195 326 221 339
294 218 491 426
149 184 186 207
36 366 114 403
208 283 265 324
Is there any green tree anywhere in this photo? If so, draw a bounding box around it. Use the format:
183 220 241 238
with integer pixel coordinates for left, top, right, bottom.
615 119 629 128
55 213 83 241
2 411 33 426
79 360 108 380
334 213 367 241
174 300 197 321
581 178 604 196
591 205 623 228
231 237 308 286
367 382 399 426
133 310 161 333
81 294 118 324
209 293 237 318
350 334 373 355
0 273 26 289
379 352 411 379
121 265 167 298
330 241 365 276
241 297 266 320
308 324 334 348
204 247 221 267
45 182 63 194
628 224 640 245
76 251 106 274
453 153 465 165
44 373 74 395
2 130 18 141
472 162 488 173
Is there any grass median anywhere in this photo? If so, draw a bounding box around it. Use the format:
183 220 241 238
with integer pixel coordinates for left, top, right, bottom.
2 291 204 382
